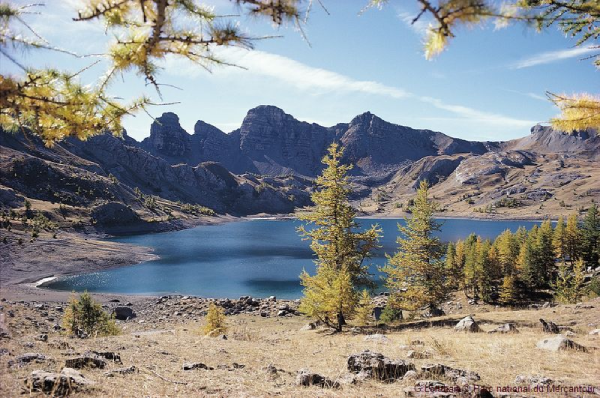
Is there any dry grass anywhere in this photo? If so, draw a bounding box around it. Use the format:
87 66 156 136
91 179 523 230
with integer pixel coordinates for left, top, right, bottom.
1 299 599 397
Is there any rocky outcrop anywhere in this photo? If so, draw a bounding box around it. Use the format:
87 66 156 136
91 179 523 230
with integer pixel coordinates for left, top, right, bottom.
505 124 600 158
25 368 94 396
142 112 192 161
347 350 415 381
454 316 482 332
536 335 587 352
295 369 340 388
91 203 140 226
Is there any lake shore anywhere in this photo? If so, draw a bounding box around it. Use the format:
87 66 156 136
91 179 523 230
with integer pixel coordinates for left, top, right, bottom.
1 211 547 303
0 214 237 303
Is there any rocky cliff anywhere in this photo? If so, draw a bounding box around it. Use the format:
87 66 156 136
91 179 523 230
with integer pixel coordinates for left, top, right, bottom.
1 106 598 225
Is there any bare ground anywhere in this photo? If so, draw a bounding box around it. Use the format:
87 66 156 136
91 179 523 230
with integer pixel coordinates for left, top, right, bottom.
0 293 598 397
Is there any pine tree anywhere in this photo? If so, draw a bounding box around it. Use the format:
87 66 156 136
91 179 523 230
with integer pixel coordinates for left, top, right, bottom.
203 303 227 336
382 180 447 312
355 289 375 326
499 274 518 305
581 204 600 267
298 143 381 332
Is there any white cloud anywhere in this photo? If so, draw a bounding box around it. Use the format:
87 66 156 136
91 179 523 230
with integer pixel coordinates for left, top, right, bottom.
511 46 597 69
397 11 430 35
165 47 537 130
418 96 536 128
214 47 411 99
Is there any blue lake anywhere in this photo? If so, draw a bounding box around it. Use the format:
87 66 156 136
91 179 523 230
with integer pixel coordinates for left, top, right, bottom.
44 218 542 299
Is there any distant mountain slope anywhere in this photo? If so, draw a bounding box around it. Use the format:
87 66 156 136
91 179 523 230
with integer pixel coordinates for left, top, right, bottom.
1 106 598 225
503 124 600 158
141 105 498 178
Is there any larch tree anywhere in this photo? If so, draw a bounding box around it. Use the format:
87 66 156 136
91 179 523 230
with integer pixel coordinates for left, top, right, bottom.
298 143 381 332
581 203 600 267
553 216 568 263
499 274 518 305
494 229 520 276
382 180 447 312
535 219 555 286
355 289 375 326
565 214 583 264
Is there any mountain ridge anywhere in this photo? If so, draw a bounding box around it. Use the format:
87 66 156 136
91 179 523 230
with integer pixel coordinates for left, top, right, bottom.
1 105 598 227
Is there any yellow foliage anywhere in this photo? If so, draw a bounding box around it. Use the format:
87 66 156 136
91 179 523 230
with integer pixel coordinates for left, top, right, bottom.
203 303 227 336
550 93 600 132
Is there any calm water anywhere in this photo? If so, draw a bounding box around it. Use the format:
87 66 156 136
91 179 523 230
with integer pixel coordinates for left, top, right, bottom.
44 218 541 299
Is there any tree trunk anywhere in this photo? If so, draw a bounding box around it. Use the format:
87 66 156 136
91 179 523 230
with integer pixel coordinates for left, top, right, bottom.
336 312 346 331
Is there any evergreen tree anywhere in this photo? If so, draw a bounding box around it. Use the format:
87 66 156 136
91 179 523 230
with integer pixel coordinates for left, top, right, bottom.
581 204 600 267
382 180 447 311
298 143 381 332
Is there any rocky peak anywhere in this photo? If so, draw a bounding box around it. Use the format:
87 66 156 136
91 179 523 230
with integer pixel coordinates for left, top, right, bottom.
349 111 376 126
193 120 225 138
142 112 191 160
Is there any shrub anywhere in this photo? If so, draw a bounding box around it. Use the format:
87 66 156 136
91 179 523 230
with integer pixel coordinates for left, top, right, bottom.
588 277 600 298
203 303 227 336
354 289 374 326
62 292 120 337
379 305 402 324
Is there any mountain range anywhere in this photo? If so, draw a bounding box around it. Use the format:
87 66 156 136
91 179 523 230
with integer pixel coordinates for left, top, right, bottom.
1 105 599 227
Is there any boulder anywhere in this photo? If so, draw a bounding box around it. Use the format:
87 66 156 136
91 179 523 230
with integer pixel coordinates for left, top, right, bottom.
422 305 445 318
25 368 93 396
488 323 519 334
364 334 389 343
183 362 211 371
539 318 559 334
454 316 482 332
515 375 552 385
88 351 122 363
65 356 106 369
11 353 47 367
420 363 480 382
407 350 432 359
113 306 136 320
295 369 340 389
536 335 587 352
347 350 415 382
105 366 137 377
589 329 600 336
300 323 316 331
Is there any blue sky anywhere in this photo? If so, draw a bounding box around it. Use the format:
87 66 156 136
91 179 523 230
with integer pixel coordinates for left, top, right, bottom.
4 0 599 142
